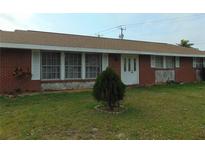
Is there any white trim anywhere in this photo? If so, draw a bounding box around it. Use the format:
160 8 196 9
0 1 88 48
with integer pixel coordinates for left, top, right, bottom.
31 49 40 80
175 57 180 68
84 53 102 79
152 55 176 69
40 52 61 80
102 53 108 71
41 79 61 81
60 52 65 80
150 56 155 68
1 42 205 57
63 78 83 80
64 52 82 80
81 53 85 79
152 56 164 69
121 54 139 85
193 57 197 68
163 56 166 69
203 58 205 68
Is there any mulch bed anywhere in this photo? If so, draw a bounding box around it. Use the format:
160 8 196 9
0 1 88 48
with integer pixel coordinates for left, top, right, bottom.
95 104 126 115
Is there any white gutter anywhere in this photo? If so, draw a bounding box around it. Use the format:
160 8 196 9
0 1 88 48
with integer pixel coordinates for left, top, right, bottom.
1 42 205 57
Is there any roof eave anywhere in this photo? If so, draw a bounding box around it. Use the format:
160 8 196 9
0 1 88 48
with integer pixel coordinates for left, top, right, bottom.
1 42 205 58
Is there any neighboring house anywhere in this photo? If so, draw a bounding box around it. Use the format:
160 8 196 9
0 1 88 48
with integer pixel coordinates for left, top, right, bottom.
0 30 205 93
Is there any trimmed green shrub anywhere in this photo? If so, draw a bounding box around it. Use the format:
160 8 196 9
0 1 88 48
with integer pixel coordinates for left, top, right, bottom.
200 68 205 81
93 67 126 111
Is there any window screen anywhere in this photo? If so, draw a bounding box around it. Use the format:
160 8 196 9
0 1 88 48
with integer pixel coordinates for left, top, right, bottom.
196 58 203 68
41 52 60 79
85 54 101 78
165 57 175 68
155 56 164 68
65 53 82 79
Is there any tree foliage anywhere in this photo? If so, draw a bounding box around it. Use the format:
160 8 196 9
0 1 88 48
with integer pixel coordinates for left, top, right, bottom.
177 39 194 48
93 67 126 111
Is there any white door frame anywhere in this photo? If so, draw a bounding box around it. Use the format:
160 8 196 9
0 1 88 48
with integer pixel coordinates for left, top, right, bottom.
121 54 139 85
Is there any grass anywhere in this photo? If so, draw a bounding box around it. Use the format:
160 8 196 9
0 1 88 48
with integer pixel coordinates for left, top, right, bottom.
1 83 205 139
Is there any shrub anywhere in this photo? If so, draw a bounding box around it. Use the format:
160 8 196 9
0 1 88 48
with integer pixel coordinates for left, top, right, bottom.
13 67 32 80
12 67 32 94
200 68 205 81
93 67 126 111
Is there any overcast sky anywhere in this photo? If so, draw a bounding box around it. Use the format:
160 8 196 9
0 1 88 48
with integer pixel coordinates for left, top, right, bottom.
0 13 205 50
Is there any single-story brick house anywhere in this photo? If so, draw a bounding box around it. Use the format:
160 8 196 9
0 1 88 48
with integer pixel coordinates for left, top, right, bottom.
1 30 205 93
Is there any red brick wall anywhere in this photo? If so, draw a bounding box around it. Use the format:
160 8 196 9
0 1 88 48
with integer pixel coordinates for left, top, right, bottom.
0 48 41 93
109 55 197 86
175 57 196 83
138 55 197 86
0 49 198 93
0 50 2 93
139 55 155 86
108 54 121 77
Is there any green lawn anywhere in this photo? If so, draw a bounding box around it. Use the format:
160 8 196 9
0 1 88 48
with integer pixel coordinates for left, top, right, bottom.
1 83 205 139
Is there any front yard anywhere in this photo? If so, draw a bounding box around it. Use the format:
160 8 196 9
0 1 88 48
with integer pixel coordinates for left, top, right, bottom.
0 83 205 139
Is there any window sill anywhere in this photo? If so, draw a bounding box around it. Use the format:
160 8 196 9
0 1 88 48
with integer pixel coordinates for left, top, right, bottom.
41 79 61 81
41 79 95 83
154 68 176 70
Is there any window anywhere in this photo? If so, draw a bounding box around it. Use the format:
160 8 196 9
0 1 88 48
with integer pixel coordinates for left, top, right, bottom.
153 56 176 69
85 54 101 78
41 52 60 79
195 58 203 68
65 53 82 79
165 57 175 68
124 58 126 72
155 56 164 68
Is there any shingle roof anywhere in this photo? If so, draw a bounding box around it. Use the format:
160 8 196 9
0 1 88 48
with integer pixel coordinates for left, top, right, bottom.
0 30 205 56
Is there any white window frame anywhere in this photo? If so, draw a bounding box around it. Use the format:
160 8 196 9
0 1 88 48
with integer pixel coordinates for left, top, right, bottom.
60 52 65 80
81 53 86 79
193 57 203 69
40 51 103 80
165 56 175 69
64 52 82 80
155 56 164 69
31 49 40 80
124 57 127 72
175 57 180 68
41 52 61 80
151 56 178 69
85 53 102 79
102 53 109 71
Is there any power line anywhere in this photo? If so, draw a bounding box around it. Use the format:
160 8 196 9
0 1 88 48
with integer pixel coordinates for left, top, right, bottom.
95 25 124 36
94 14 205 50
119 26 126 39
95 14 205 36
124 14 205 37
125 14 204 27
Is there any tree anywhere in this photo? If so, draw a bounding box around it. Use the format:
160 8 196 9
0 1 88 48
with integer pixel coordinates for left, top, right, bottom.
177 39 194 48
93 67 126 111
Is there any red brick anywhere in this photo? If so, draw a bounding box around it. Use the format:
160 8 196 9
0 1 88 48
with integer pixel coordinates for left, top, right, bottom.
0 48 41 93
0 49 198 93
139 55 197 85
108 54 121 77
139 55 155 86
175 57 196 83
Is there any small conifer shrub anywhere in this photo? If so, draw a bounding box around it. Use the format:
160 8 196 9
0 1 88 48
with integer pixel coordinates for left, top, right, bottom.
200 68 205 81
93 67 126 111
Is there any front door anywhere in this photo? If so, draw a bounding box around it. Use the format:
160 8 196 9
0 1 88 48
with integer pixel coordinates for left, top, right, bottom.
121 54 139 85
